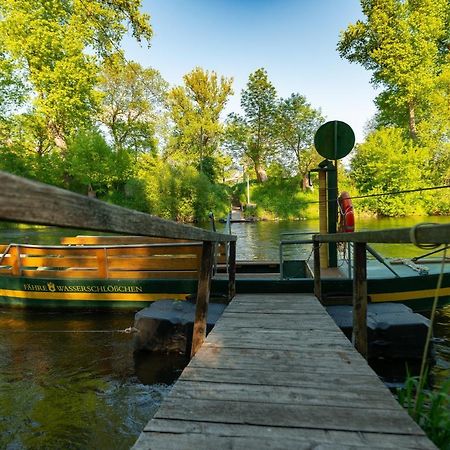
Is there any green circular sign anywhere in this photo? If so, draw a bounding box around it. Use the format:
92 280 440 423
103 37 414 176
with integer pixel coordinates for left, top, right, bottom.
314 120 355 160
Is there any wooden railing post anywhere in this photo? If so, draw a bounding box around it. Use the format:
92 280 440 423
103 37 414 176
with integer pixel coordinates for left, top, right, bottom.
313 239 321 302
228 240 236 301
191 241 214 358
96 248 108 278
352 242 368 359
10 245 21 276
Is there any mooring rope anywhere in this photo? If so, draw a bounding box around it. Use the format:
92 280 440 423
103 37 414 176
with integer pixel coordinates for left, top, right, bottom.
414 245 447 414
0 326 139 334
306 184 450 205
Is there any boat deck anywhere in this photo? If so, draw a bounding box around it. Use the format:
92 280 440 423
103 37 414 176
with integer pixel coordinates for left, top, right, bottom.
133 294 435 449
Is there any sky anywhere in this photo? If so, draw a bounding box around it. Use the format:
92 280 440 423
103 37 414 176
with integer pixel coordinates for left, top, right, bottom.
123 0 377 143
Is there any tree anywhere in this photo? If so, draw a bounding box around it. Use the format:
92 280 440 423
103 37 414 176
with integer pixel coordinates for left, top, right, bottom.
275 93 323 189
167 67 233 181
338 0 449 140
240 68 277 182
98 53 168 158
350 127 428 216
66 129 130 197
0 0 152 150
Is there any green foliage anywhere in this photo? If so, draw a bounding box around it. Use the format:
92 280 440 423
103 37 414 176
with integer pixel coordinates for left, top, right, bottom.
275 93 323 182
66 129 130 196
98 53 167 156
397 373 450 449
167 67 233 181
136 155 229 222
233 176 318 220
0 0 152 148
350 128 434 216
227 68 277 182
338 0 449 139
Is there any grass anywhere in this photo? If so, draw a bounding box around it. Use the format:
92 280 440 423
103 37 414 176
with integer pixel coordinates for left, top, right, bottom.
396 370 450 449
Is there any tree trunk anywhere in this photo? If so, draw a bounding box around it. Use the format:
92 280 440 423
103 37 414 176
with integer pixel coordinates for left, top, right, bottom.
87 183 96 198
255 163 268 182
301 175 312 191
408 100 418 141
48 121 67 151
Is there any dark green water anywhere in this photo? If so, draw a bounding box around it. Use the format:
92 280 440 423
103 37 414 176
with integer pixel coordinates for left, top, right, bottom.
0 217 448 449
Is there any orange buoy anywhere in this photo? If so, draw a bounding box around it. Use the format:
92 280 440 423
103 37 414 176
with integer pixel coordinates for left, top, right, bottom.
338 191 355 232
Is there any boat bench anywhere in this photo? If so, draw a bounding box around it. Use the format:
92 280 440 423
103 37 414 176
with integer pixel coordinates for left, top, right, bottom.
0 241 203 280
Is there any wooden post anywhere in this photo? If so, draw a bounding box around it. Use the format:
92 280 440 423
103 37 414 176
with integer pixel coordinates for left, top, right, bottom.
10 245 21 276
96 248 108 278
228 240 236 301
352 242 368 359
191 241 214 358
318 170 328 269
313 239 321 302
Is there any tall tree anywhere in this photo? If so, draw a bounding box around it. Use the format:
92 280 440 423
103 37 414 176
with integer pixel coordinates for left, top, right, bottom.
240 68 277 182
167 67 233 181
0 0 152 150
98 53 167 158
275 93 323 189
338 0 449 140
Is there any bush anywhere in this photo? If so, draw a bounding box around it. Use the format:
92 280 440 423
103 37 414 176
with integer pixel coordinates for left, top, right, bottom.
232 176 319 220
135 155 229 222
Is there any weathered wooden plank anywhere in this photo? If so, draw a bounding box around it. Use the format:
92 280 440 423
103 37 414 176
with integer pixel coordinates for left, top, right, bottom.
315 223 449 244
134 431 431 450
0 171 235 242
201 339 352 351
169 380 401 410
154 397 424 435
143 419 435 449
178 366 387 391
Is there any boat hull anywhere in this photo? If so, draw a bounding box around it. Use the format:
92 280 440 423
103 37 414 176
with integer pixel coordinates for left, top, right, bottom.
0 271 448 311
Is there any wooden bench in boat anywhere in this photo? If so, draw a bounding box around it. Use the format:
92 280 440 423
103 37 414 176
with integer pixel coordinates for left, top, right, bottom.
0 241 204 280
60 235 230 270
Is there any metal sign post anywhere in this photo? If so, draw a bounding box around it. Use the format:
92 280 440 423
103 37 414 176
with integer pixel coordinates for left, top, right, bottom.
313 121 355 268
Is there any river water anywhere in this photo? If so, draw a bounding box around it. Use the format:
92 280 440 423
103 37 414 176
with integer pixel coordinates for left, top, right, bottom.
0 217 448 449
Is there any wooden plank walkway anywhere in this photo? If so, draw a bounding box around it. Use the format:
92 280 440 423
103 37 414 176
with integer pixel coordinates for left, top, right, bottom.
133 294 436 449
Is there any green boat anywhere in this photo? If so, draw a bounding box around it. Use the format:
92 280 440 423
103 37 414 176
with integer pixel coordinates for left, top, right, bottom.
0 235 448 311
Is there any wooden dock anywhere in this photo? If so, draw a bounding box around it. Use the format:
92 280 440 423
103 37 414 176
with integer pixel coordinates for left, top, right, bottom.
133 294 435 449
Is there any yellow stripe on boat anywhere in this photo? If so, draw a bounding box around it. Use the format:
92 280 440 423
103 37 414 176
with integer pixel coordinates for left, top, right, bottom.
371 286 450 302
0 289 186 302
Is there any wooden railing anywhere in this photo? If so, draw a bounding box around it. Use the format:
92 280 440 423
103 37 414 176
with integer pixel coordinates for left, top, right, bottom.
313 223 450 359
0 171 237 357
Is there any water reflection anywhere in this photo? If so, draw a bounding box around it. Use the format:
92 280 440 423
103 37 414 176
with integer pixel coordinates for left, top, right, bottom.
0 309 186 450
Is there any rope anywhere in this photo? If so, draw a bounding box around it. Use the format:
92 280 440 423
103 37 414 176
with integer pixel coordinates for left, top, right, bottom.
0 327 139 334
414 246 447 414
409 223 442 250
306 184 450 205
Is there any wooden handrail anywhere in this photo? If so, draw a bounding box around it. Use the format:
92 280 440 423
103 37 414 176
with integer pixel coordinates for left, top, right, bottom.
0 171 236 243
314 223 450 244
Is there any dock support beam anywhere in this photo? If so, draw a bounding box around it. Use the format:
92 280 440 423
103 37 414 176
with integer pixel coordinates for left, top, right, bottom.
191 240 214 358
313 239 322 302
228 240 236 300
352 242 368 359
